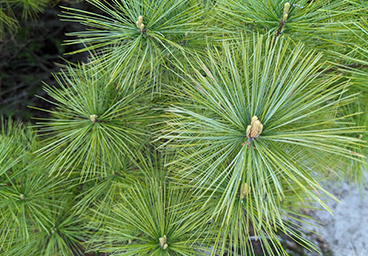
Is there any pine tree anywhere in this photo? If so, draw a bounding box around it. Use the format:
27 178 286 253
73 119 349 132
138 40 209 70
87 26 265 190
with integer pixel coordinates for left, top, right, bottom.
0 0 58 38
1 0 368 255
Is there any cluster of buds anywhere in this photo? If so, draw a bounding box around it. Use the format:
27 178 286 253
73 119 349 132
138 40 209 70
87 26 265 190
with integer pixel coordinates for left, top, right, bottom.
246 116 263 140
136 15 144 32
90 114 98 123
159 235 168 250
239 183 250 200
282 2 290 23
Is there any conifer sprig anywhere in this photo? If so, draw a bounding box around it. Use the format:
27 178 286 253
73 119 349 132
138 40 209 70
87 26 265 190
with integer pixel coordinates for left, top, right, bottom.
87 158 212 255
3 194 88 256
33 56 153 178
159 35 365 253
1 1 368 255
214 0 368 54
60 0 210 85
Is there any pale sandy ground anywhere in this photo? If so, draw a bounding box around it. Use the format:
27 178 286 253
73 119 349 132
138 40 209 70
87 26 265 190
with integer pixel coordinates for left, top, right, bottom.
304 182 368 256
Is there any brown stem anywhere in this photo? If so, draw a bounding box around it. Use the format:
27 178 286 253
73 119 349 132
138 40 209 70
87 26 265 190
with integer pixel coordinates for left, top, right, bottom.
140 30 155 40
272 20 286 46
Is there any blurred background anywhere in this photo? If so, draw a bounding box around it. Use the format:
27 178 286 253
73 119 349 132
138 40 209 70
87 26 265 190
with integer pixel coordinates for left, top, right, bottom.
0 0 94 121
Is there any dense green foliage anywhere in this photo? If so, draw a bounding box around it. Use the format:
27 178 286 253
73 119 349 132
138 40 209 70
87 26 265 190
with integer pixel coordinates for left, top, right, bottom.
0 0 59 38
1 0 368 255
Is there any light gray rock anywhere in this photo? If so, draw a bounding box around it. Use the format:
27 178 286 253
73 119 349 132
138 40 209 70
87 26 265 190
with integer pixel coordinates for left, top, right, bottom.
305 182 368 256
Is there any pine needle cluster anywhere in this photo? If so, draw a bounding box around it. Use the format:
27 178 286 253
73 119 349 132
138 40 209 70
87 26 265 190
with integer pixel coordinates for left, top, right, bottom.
1 0 368 255
0 0 58 38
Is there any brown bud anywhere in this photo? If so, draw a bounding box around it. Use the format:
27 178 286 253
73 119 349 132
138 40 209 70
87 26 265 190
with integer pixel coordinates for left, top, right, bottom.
246 125 252 138
246 116 263 139
240 183 250 200
90 114 98 123
283 2 290 16
136 16 144 31
251 116 258 126
159 235 167 249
